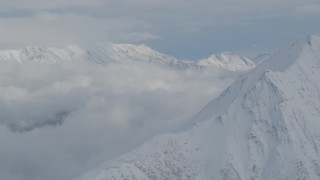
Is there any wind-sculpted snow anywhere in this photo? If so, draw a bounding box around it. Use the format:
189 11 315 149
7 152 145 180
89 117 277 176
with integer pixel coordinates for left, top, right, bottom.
77 34 320 180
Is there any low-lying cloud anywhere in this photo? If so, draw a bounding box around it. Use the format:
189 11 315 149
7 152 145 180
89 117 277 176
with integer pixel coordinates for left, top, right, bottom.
0 59 239 180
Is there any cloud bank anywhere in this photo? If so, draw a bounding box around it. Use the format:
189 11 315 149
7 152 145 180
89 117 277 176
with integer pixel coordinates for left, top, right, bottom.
0 59 239 180
0 12 157 49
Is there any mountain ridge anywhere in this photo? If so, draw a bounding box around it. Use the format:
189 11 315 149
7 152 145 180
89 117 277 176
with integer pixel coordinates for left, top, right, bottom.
76 33 320 180
198 51 255 71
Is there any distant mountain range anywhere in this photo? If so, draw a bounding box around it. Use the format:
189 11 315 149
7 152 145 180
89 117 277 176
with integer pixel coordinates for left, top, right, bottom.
0 43 255 71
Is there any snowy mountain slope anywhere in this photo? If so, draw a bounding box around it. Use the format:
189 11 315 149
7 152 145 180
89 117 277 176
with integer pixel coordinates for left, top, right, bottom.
76 34 320 180
0 46 88 63
101 43 197 69
198 51 256 71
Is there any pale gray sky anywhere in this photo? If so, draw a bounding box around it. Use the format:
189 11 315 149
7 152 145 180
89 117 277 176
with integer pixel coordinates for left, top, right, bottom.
0 1 320 180
0 0 319 59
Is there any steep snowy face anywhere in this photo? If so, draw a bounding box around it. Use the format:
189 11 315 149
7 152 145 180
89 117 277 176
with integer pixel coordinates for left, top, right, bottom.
183 33 320 180
76 34 320 180
198 51 255 71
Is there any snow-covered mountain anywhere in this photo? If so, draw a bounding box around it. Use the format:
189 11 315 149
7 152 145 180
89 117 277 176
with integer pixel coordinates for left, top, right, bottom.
0 43 196 69
76 34 320 180
0 45 86 63
198 51 255 71
0 44 255 71
99 43 197 69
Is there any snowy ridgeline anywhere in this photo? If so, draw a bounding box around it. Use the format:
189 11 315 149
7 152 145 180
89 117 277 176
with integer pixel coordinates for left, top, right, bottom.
0 43 255 72
76 34 320 180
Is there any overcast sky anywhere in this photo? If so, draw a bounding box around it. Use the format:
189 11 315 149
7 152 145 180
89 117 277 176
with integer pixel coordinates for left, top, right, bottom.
0 0 319 59
1 1 320 179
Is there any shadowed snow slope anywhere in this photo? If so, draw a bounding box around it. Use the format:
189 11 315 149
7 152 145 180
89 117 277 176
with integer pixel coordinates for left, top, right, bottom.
76 34 320 180
198 51 255 71
254 53 272 64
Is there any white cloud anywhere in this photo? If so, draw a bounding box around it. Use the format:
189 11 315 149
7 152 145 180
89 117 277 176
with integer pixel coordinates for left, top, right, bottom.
295 4 320 14
0 12 157 49
0 0 105 12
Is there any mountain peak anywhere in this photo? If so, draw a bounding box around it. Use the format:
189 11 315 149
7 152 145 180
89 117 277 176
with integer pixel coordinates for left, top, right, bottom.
198 51 255 71
306 33 320 46
253 33 320 74
108 43 162 58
